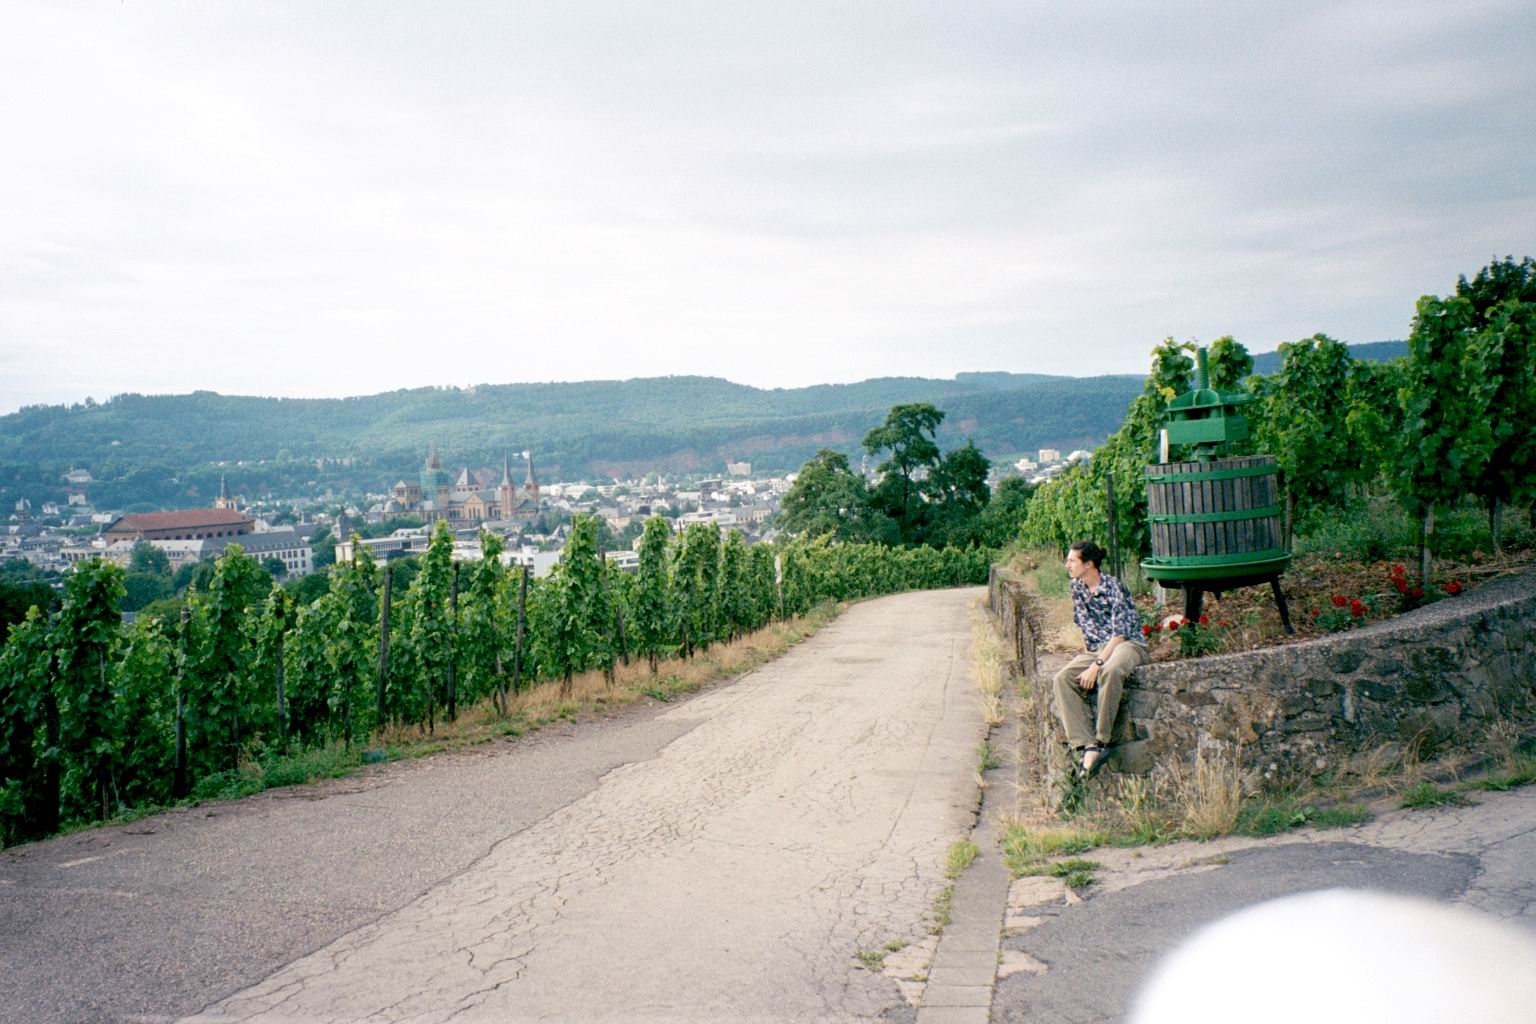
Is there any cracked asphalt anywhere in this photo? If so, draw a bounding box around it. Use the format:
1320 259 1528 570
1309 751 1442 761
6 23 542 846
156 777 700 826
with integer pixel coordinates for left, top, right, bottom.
1 587 987 1024
994 783 1536 1023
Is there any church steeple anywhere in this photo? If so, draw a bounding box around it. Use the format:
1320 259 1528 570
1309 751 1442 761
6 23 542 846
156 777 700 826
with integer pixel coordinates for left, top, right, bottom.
522 450 540 504
213 473 237 511
497 452 517 519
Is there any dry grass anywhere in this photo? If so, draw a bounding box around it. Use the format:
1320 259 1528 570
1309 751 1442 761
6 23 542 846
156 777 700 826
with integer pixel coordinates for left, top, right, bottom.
1167 744 1244 839
374 603 841 756
970 602 1007 727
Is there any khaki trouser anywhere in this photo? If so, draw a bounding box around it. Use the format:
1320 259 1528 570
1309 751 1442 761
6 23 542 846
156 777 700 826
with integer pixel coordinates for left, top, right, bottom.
1052 643 1151 749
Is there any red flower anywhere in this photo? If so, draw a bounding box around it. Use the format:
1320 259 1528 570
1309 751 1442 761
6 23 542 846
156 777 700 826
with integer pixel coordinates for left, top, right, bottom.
1331 594 1347 607
1444 580 1464 595
1393 564 1406 575
1218 619 1231 627
1350 605 1365 618
1310 608 1321 617
1411 587 1424 599
1198 614 1210 625
1168 620 1180 631
1142 624 1153 636
1394 580 1409 594
1152 623 1163 632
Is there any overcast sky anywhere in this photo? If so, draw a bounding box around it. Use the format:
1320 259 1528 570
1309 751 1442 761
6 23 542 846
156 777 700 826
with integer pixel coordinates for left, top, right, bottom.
2 1 1532 413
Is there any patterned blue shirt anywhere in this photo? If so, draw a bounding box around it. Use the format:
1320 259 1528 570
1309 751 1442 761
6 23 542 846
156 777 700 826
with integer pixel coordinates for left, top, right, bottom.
1070 573 1145 652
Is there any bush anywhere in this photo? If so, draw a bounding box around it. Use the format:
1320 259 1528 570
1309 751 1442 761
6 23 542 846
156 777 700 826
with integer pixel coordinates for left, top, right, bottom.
1294 496 1416 562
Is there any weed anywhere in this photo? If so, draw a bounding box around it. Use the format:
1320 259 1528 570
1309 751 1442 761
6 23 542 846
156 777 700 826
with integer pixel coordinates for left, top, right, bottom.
1308 803 1374 828
1400 781 1473 809
1474 754 1536 791
930 884 955 932
1170 746 1243 839
1236 798 1373 835
945 838 979 879
883 939 908 953
1001 823 1108 877
1016 856 1099 879
854 950 885 970
976 742 1001 774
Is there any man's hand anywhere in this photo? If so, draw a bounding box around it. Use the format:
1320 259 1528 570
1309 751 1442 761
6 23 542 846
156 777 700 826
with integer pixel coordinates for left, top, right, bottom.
1077 663 1100 691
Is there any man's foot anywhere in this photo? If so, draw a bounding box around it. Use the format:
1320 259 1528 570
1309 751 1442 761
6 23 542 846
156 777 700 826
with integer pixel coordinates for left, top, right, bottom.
1081 743 1108 775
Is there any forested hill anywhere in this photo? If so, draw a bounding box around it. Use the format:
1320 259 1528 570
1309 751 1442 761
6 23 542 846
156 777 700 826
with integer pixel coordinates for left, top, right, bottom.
2 373 1146 485
0 340 1407 507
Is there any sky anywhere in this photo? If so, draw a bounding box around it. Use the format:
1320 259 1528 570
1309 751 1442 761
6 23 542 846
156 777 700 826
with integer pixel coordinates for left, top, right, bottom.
2 1 1533 414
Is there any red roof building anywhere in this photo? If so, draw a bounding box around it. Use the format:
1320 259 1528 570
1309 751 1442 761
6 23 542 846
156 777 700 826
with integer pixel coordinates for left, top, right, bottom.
103 509 256 543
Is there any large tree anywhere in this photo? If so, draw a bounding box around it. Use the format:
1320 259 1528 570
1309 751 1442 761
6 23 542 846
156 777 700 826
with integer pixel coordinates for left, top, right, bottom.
864 403 944 545
778 449 891 543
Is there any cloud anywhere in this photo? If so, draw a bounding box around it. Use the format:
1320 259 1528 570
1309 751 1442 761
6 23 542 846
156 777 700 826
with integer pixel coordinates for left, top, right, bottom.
2 0 1533 411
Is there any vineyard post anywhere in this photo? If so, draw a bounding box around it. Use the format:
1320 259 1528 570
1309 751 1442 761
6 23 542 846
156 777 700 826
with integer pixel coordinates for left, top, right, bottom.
376 565 391 727
173 605 189 799
447 562 459 723
512 563 529 694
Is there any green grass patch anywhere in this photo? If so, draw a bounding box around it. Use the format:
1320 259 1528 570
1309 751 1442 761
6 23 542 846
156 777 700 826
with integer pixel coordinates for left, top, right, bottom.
930 883 955 932
1473 754 1536 792
1002 824 1109 877
1016 856 1100 890
854 949 885 970
1400 781 1473 809
1236 797 1375 836
976 742 1001 773
945 838 979 879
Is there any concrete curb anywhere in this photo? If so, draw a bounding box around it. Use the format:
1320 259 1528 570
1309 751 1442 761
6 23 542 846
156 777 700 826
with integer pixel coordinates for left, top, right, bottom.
915 697 1018 1023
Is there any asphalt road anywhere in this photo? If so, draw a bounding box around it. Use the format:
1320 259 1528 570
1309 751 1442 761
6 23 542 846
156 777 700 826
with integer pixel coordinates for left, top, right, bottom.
1 587 987 1024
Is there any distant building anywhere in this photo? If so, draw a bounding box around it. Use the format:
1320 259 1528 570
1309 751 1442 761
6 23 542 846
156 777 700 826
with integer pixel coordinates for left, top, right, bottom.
726 461 751 477
1038 448 1061 463
394 447 541 524
103 509 255 544
213 474 239 511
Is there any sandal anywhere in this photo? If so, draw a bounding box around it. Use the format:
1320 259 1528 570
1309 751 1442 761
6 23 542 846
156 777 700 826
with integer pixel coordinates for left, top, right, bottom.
1081 743 1108 775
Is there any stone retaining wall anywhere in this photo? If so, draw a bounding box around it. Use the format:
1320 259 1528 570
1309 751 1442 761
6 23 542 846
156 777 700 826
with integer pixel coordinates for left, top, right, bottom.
988 564 1536 785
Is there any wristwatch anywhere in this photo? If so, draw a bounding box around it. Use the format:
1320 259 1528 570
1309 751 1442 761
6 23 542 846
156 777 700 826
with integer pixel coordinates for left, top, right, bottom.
1093 657 1104 666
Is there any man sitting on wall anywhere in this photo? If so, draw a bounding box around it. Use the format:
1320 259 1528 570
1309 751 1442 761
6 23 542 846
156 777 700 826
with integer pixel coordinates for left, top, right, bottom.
1053 540 1149 774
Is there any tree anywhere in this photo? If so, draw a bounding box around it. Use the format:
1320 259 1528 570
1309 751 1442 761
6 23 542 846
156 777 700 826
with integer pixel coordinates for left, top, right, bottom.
924 440 991 547
261 557 287 580
1456 258 1536 546
1251 335 1363 523
128 541 171 576
537 516 610 696
52 560 126 821
395 523 456 730
120 571 173 613
673 523 721 657
0 608 53 844
184 545 271 775
717 531 752 640
779 449 890 543
864 404 944 545
976 476 1036 547
111 619 177 808
630 517 674 672
1390 296 1497 581
459 533 509 710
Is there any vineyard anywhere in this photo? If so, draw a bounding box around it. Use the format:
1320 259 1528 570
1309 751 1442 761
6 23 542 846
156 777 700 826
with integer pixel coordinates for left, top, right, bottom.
1020 257 1536 579
0 517 989 847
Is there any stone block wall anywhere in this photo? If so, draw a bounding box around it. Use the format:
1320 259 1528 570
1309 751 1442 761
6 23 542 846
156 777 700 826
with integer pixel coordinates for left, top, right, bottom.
989 564 1536 785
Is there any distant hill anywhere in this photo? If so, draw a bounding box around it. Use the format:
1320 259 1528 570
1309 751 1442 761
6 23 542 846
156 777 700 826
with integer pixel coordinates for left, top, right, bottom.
0 341 1408 508
1249 339 1406 376
0 374 1146 506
